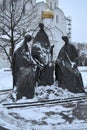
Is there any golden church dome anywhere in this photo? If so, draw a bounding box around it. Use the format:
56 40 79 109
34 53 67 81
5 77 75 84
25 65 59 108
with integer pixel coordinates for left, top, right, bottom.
42 9 54 19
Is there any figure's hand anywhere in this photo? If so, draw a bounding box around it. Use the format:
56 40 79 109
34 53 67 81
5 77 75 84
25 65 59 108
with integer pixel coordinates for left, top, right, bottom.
29 60 35 66
71 62 77 69
57 59 61 64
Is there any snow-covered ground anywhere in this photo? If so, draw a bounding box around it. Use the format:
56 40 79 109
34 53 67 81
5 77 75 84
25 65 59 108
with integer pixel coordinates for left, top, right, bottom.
0 66 87 130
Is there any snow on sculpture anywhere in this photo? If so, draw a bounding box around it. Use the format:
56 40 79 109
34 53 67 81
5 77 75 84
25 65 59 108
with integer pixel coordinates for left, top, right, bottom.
13 35 36 100
31 23 54 86
55 36 85 93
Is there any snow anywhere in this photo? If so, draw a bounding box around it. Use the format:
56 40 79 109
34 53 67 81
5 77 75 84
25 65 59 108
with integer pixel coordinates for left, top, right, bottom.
0 68 12 90
14 40 24 52
32 42 52 65
78 66 87 90
0 66 87 130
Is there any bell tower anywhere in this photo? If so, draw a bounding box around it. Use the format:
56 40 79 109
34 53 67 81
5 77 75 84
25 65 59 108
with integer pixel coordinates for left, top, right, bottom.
46 0 58 10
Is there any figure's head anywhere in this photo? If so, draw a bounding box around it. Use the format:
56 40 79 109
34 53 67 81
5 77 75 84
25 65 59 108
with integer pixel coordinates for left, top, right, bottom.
39 23 44 30
24 35 32 42
62 36 69 44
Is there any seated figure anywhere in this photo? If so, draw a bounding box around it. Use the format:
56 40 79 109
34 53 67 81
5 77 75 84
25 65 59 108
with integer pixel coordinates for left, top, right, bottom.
13 35 36 100
31 23 54 86
55 36 85 93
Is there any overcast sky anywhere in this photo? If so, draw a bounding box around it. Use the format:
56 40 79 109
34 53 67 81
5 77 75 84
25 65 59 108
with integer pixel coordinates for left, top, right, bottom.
36 0 87 43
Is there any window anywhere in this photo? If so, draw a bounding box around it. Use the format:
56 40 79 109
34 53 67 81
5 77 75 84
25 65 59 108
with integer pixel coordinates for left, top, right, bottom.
50 2 52 9
55 2 56 8
30 0 32 4
23 5 25 15
3 0 6 11
56 15 58 23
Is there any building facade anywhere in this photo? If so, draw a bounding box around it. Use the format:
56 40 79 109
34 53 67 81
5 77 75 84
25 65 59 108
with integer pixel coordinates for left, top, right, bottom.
31 0 71 60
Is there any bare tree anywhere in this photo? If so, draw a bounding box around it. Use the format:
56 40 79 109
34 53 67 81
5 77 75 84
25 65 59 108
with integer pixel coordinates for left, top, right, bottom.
0 0 38 66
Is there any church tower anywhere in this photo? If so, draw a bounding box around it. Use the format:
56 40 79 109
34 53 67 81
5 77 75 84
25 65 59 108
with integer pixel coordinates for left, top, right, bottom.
47 0 58 10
